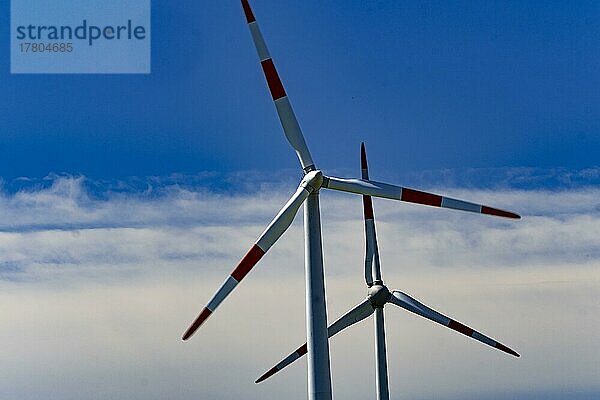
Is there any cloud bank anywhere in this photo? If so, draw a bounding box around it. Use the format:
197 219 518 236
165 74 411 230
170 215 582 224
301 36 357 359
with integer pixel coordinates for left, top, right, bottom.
0 175 598 399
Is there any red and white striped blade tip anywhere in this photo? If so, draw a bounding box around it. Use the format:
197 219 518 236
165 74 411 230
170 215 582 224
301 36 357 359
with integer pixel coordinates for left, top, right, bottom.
447 319 520 357
360 143 374 220
182 307 212 340
255 344 307 383
182 245 265 341
390 291 520 357
481 205 521 219
400 187 521 219
255 367 278 384
240 0 256 23
360 142 368 170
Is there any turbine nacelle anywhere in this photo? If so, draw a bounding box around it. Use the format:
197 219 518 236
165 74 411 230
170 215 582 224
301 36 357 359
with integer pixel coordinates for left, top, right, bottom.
301 170 324 193
368 284 391 308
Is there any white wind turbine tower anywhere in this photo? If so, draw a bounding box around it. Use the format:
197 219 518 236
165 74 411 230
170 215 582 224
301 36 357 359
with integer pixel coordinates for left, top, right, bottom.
254 143 519 400
182 2 520 400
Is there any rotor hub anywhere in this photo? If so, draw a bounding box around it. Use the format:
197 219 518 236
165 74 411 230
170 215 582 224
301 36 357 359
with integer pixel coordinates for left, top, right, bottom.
301 170 323 193
367 284 390 308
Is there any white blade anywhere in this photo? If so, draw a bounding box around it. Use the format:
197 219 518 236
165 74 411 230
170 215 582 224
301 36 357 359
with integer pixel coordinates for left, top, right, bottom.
388 291 519 357
255 298 375 383
328 298 375 337
323 176 521 219
182 177 314 341
240 0 315 172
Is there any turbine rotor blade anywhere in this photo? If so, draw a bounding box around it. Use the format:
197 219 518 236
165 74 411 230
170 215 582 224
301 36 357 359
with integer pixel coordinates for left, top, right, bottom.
328 298 375 337
361 143 380 286
256 298 375 383
182 177 317 341
323 176 520 219
388 291 519 357
240 0 315 172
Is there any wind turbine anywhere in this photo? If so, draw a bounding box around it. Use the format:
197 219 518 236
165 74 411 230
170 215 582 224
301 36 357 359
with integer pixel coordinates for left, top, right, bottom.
254 143 519 400
182 2 520 400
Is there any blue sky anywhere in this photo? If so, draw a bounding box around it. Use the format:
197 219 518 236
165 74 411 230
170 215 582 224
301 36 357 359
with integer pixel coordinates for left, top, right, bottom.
1 0 599 181
1 2 599 400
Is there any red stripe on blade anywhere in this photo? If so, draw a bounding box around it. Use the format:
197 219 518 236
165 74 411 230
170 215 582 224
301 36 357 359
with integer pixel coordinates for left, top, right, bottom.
182 307 212 340
240 0 256 23
481 206 521 219
231 244 266 282
360 142 369 170
363 195 374 220
296 343 308 356
495 342 520 357
256 366 279 383
401 188 442 207
448 320 474 337
260 59 287 100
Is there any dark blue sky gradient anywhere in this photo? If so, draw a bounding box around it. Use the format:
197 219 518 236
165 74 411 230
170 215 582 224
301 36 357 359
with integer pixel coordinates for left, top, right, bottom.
1 1 599 181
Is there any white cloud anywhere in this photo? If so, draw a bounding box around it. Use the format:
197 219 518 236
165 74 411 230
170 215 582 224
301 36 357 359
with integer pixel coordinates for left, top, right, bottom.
0 176 598 399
